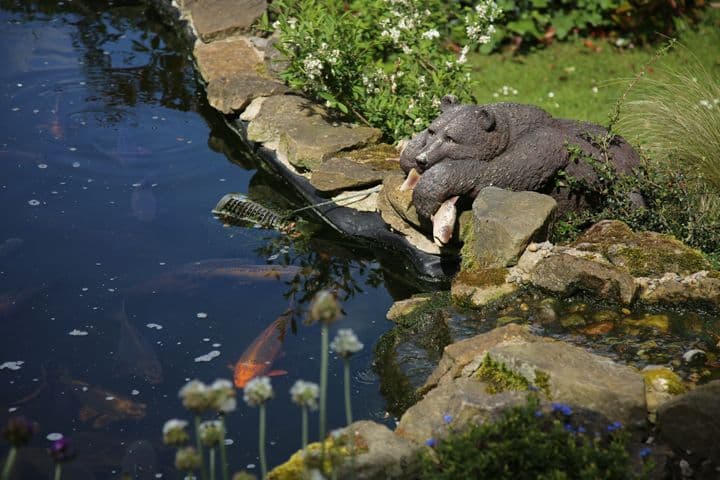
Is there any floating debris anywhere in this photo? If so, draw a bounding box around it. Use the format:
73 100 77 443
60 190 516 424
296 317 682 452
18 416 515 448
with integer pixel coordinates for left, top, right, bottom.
27 199 40 206
1 361 24 370
46 433 63 441
68 329 88 336
212 193 290 231
196 312 208 319
194 350 220 363
131 389 140 396
146 323 163 330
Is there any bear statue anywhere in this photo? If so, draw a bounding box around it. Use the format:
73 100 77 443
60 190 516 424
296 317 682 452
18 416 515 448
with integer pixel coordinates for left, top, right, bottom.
399 95 643 245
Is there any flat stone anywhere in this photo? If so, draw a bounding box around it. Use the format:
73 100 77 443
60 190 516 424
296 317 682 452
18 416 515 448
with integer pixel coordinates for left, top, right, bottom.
309 157 390 193
193 37 264 83
377 188 439 254
206 75 287 114
450 279 517 308
386 296 432 322
330 186 380 213
636 271 720 308
468 187 557 268
658 380 720 461
186 0 267 42
382 173 422 228
247 95 382 171
529 249 637 304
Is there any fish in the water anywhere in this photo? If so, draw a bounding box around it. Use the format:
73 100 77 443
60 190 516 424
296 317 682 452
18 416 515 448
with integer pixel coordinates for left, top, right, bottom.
0 238 23 257
130 260 303 295
233 306 291 388
0 286 44 319
63 377 147 428
113 304 163 384
38 94 64 140
130 180 157 222
115 126 150 167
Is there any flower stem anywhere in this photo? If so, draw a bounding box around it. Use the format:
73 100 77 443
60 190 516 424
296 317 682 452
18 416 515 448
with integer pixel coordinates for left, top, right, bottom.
319 324 329 472
219 416 229 480
194 415 208 480
343 359 352 425
209 447 216 480
53 464 62 480
301 406 308 450
259 404 267 480
1 447 17 480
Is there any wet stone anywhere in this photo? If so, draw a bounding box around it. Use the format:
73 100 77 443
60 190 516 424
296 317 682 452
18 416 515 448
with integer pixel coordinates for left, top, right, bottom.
207 75 287 114
186 0 267 43
193 37 264 83
382 173 422 229
386 296 433 322
309 157 391 193
377 187 439 255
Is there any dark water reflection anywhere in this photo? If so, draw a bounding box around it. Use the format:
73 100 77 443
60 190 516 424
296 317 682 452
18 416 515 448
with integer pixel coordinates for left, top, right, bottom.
0 1 397 478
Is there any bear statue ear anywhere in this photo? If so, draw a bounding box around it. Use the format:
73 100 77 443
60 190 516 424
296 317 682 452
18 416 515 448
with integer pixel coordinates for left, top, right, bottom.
475 108 496 131
440 95 459 112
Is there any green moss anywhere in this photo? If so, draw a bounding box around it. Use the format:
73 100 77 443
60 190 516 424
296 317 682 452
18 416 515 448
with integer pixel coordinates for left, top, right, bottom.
394 291 451 328
459 218 477 272
268 435 363 479
475 354 530 394
346 143 399 171
642 368 688 396
455 267 508 288
533 370 552 397
616 241 709 277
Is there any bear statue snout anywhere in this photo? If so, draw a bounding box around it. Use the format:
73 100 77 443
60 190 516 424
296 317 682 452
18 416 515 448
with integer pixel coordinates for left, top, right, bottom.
415 151 428 169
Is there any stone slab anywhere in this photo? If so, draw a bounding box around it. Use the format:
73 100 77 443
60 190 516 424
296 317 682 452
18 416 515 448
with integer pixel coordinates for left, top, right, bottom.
207 75 287 114
186 0 267 42
309 157 390 192
194 37 264 83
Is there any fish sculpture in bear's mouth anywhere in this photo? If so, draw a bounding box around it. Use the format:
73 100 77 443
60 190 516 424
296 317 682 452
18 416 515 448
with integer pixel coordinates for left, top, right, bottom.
399 167 459 247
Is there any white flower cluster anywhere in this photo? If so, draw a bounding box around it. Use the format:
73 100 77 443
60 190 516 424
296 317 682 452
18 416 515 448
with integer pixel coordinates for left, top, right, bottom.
163 418 188 435
290 380 320 410
465 0 501 44
330 329 364 358
303 55 323 82
243 376 274 407
698 98 719 109
493 85 519 97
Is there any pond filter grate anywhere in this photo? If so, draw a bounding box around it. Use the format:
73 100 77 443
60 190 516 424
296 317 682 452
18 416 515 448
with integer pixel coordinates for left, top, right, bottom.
212 193 290 231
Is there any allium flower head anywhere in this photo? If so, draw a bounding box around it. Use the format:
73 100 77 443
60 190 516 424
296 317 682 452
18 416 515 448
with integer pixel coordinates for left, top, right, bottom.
174 446 202 472
290 380 320 410
330 329 363 358
199 420 223 447
209 378 237 413
48 437 76 463
2 416 38 447
308 290 341 325
178 379 210 413
243 376 274 407
162 418 189 446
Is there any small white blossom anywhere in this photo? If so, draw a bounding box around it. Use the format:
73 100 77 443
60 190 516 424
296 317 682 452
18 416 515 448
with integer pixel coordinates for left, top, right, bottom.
330 329 364 358
199 420 223 447
209 378 237 413
547 91 555 98
179 380 210 413
243 376 274 407
303 55 323 81
163 419 189 435
421 29 440 40
457 45 470 65
290 380 320 410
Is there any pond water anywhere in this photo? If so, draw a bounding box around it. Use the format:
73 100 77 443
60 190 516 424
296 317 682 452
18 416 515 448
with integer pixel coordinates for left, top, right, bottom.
0 1 402 478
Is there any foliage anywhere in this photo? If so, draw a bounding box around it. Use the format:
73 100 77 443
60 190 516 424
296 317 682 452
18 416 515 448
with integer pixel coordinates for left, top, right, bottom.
420 396 652 479
487 0 703 51
264 0 501 141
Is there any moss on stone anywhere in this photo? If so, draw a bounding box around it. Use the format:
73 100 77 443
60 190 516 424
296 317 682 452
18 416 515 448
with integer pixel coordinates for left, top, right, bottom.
393 291 452 328
533 369 552 397
345 143 399 171
267 436 361 480
475 354 530 394
455 267 509 288
642 368 688 396
459 219 477 272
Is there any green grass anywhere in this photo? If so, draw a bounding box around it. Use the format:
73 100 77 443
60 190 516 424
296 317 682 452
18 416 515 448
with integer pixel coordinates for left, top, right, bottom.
468 9 720 126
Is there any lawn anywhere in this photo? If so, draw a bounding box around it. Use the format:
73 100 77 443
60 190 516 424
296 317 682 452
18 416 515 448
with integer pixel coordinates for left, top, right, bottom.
468 8 720 127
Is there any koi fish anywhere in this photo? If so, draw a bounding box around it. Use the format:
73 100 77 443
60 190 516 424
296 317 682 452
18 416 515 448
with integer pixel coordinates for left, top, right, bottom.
233 306 292 388
63 378 147 428
112 304 163 384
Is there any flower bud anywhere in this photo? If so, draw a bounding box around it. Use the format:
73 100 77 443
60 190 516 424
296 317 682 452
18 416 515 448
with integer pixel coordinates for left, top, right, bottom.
178 380 211 414
309 290 341 325
199 420 223 447
48 437 76 463
2 416 38 447
290 380 319 410
243 376 274 407
330 329 363 358
162 418 190 446
175 446 202 472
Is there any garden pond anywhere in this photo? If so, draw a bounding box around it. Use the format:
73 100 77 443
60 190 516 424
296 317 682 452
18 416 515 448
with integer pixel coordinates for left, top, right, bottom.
0 1 718 479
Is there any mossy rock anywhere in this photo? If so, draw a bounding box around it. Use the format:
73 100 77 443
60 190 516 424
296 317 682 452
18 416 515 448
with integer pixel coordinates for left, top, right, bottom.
267 437 356 480
573 220 710 277
474 353 551 397
454 267 509 288
344 143 399 171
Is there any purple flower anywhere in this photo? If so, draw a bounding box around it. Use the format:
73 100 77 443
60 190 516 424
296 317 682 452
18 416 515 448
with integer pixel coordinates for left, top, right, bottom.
425 438 436 448
564 423 575 433
577 425 586 434
534 410 543 418
551 403 573 416
607 421 623 432
443 414 453 424
48 437 76 463
639 447 651 459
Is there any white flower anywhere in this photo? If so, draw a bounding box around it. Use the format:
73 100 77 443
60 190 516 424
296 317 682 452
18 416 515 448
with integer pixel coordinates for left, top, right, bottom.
243 376 274 407
303 55 323 81
209 378 237 413
163 418 189 435
457 45 470 64
330 329 364 358
421 29 440 40
178 380 210 412
547 91 555 98
199 420 223 447
290 380 320 410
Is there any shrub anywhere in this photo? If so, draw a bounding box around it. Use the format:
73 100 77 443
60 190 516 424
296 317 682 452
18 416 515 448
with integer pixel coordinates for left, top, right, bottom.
265 0 501 141
420 396 652 479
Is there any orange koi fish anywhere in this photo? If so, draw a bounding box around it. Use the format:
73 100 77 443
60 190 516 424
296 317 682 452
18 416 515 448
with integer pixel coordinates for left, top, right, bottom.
233 306 291 388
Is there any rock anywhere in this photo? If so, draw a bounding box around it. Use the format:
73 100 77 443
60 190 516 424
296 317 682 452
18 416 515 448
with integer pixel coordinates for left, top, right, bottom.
186 0 267 42
529 248 637 304
309 157 391 193
573 220 711 278
642 366 687 423
207 75 288 114
420 324 646 430
330 186 380 213
335 421 421 479
658 380 720 461
386 296 433 322
559 313 586 329
466 187 557 268
396 376 527 445
637 271 720 308
193 37 264 83
621 314 670 333
451 274 518 308
382 173 422 229
377 187 440 254
247 95 382 171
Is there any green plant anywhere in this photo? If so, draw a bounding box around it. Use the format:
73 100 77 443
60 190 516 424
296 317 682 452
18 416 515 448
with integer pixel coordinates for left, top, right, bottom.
265 0 501 141
421 396 653 479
